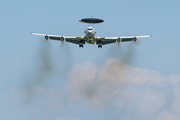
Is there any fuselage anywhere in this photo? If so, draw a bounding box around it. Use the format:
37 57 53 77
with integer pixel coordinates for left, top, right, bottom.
84 27 96 44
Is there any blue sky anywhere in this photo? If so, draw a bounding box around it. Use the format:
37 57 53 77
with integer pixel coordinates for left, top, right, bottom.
0 0 180 120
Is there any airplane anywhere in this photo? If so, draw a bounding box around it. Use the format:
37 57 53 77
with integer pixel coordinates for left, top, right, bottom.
31 18 151 48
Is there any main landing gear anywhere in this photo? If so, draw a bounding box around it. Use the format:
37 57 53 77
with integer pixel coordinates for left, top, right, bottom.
96 41 102 48
98 44 102 48
79 44 83 48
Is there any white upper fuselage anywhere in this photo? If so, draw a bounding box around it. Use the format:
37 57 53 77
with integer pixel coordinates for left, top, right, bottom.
84 27 96 44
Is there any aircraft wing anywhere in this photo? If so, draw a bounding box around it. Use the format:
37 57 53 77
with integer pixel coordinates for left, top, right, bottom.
95 35 151 44
31 33 85 45
104 35 152 41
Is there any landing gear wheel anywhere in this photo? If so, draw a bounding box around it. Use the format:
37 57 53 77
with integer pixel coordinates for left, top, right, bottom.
98 45 102 48
79 44 83 48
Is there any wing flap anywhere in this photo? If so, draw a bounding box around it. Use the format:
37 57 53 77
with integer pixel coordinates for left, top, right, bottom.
66 38 85 45
96 39 116 45
101 40 116 45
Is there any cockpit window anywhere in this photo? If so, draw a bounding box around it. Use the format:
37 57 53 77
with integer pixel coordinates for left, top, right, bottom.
88 28 93 30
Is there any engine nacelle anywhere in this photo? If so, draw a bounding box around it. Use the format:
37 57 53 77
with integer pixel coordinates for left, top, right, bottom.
117 38 121 43
60 37 64 42
45 35 48 40
133 37 137 42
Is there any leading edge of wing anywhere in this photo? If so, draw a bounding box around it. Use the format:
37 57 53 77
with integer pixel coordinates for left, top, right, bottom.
120 35 152 39
31 33 77 39
104 35 152 40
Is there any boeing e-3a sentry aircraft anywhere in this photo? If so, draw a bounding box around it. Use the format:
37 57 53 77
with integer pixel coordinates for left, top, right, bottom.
31 18 151 48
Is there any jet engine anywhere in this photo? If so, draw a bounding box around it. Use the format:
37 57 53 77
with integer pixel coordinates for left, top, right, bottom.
133 37 137 42
60 37 64 41
45 35 48 40
117 38 120 43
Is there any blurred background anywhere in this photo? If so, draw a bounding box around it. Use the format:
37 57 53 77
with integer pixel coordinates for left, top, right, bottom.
0 0 180 120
